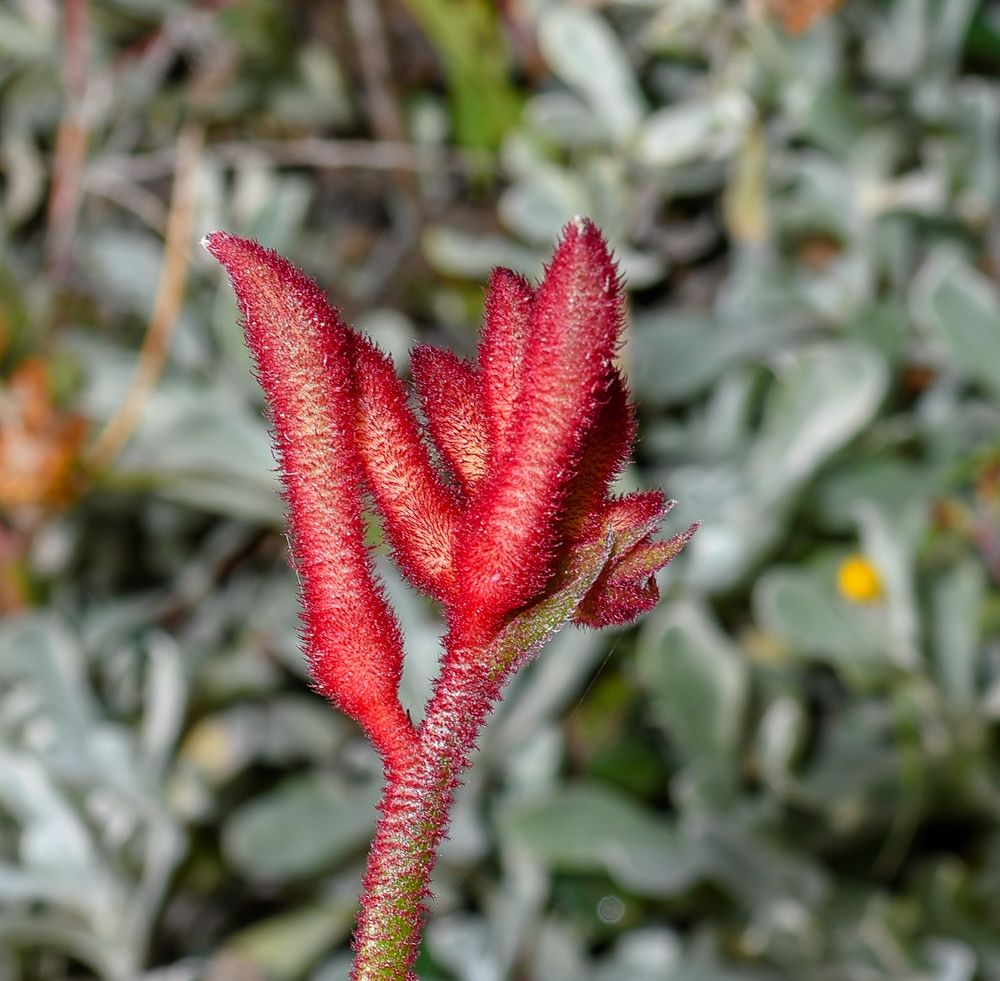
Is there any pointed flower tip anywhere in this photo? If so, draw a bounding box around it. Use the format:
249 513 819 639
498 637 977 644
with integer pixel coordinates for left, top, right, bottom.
572 511 697 629
202 229 242 263
545 218 626 333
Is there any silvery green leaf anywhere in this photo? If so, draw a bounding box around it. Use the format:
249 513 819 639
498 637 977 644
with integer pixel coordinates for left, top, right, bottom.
259 698 344 766
748 343 887 506
613 249 667 290
537 5 646 142
117 384 282 524
498 169 591 245
690 811 828 921
756 698 806 794
141 632 186 778
353 309 418 372
911 248 1000 399
855 501 924 671
222 774 379 882
664 466 779 592
594 929 681 981
0 616 97 776
493 724 563 805
797 248 874 322
70 337 282 523
225 901 357 981
583 155 628 239
929 0 980 72
773 155 854 236
84 230 166 319
753 564 888 666
923 938 977 981
246 572 310 679
503 783 699 896
524 92 610 148
699 369 758 458
814 457 928 532
310 953 353 981
0 11 53 58
0 864 98 907
211 278 255 387
930 560 985 703
637 602 747 766
862 0 929 83
629 313 766 405
180 697 342 787
530 919 591 981
230 160 312 256
426 914 499 981
635 92 754 169
1 125 46 228
491 628 606 757
268 43 354 130
958 81 1000 210
798 702 899 813
0 749 98 879
423 227 545 280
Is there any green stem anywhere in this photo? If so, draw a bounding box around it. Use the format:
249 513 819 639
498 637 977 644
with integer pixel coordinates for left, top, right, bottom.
396 0 520 150
351 653 499 981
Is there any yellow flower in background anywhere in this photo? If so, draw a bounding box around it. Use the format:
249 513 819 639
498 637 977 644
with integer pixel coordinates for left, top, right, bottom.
837 555 882 602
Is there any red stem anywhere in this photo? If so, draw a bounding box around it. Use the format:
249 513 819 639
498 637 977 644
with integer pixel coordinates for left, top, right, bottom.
352 641 500 981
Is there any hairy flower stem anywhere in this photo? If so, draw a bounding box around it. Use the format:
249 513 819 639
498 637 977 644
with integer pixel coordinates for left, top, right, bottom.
354 652 498 981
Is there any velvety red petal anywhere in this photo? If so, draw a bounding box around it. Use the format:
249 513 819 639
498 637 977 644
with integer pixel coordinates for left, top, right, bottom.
204 232 414 766
350 335 461 603
410 345 490 498
560 369 637 539
457 219 627 628
477 267 534 451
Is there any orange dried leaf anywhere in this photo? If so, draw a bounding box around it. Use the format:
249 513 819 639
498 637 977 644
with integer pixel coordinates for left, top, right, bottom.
0 359 87 509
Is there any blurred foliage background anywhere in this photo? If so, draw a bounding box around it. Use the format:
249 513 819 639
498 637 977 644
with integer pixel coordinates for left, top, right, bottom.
1 0 1000 978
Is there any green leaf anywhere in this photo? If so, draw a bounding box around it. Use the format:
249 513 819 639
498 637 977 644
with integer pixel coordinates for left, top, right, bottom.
913 250 1000 398
635 93 754 169
503 783 699 896
226 901 357 981
930 559 985 703
636 603 747 766
748 343 888 506
537 5 646 142
628 314 754 405
754 564 887 665
397 0 520 150
222 774 379 882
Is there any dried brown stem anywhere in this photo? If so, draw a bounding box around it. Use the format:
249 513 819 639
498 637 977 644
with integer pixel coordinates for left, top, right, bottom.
85 172 170 234
86 138 472 185
46 0 91 283
87 124 204 471
347 0 407 144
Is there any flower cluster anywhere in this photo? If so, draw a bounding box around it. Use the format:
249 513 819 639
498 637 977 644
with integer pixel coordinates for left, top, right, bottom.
206 218 693 981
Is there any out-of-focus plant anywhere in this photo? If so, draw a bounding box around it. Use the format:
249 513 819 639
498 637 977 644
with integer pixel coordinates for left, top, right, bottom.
206 220 693 980
396 0 521 150
0 616 186 981
1 0 1000 977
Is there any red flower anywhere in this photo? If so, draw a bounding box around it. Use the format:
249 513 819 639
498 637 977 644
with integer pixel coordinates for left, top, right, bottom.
206 218 693 981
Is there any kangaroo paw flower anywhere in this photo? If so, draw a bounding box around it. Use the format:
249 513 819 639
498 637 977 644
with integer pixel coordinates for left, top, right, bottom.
207 218 693 981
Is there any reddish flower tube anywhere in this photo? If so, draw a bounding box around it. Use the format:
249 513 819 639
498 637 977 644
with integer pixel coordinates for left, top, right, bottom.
206 219 694 981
